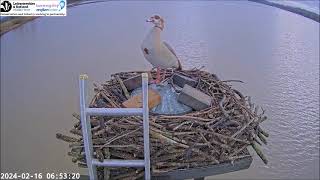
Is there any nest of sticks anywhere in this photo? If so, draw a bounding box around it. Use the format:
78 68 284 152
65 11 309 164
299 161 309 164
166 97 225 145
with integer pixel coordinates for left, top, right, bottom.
56 68 269 179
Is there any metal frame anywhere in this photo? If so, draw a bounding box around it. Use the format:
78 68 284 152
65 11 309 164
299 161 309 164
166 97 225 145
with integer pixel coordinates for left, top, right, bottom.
79 73 151 180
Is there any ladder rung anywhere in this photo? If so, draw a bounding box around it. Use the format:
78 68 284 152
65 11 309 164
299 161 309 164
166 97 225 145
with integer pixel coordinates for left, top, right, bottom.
86 108 143 116
92 159 145 167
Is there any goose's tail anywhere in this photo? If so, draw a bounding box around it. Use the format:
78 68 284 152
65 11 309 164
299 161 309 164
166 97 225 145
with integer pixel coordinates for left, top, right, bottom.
176 58 182 70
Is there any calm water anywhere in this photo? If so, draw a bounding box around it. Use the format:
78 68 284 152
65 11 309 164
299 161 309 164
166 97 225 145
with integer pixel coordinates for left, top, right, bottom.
1 1 319 179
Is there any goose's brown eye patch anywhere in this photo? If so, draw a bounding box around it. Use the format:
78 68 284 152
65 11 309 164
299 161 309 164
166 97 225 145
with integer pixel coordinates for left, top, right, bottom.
154 15 160 19
144 48 149 55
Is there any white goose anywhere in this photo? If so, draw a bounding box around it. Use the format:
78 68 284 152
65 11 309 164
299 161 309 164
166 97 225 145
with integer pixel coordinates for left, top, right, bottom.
141 14 182 83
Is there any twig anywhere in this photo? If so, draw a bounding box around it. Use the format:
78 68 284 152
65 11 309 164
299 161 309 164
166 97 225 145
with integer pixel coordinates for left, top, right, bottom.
231 117 256 138
251 142 268 164
115 75 130 99
100 128 141 148
222 80 244 83
56 133 79 143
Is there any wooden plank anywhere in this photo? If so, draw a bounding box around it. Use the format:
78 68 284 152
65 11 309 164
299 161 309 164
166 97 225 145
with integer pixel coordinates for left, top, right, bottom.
178 85 212 111
122 89 161 109
172 73 198 88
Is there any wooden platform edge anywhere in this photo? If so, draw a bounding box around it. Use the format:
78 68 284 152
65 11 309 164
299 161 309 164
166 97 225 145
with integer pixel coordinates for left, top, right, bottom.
78 150 253 180
152 154 253 180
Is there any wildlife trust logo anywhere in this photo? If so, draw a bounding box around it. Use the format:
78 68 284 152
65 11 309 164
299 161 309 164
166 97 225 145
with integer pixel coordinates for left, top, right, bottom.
0 0 66 16
1 0 12 12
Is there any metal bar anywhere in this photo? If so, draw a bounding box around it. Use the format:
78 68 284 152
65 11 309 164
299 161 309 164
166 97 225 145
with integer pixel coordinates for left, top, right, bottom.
142 73 151 180
86 108 143 116
79 74 97 180
92 159 145 167
79 73 151 180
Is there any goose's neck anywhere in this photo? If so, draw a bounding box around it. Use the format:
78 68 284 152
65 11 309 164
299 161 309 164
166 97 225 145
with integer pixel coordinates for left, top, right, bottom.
146 26 162 45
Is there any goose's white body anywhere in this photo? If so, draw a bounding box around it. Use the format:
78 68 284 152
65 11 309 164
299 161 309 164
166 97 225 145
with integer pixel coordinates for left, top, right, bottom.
141 27 180 69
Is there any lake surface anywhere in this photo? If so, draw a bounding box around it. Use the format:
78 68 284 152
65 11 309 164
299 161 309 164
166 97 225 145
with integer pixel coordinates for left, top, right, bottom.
1 1 319 179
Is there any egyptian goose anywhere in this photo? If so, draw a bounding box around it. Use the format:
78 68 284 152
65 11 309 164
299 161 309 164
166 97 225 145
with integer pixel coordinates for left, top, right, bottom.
141 15 182 83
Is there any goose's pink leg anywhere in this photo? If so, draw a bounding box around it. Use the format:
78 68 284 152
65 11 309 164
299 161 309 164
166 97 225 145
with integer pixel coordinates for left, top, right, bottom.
151 67 161 84
151 67 164 84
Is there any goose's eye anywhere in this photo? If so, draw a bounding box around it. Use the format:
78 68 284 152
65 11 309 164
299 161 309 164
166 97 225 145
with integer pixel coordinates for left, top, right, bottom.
154 15 160 19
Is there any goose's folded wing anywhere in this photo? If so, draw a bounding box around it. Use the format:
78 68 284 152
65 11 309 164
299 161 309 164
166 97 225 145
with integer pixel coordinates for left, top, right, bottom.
163 41 178 58
162 41 182 69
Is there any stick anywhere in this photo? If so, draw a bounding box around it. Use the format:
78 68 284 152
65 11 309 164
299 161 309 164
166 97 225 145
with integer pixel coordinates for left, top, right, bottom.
100 91 119 108
103 148 111 180
173 121 191 131
251 142 268 164
257 125 269 137
70 129 82 136
206 125 250 144
151 130 189 148
115 75 130 99
257 132 267 145
72 113 80 120
96 149 104 162
159 115 211 122
222 80 244 83
56 133 79 143
254 137 262 146
199 133 214 149
100 128 141 148
231 117 256 138
229 145 248 157
77 162 87 168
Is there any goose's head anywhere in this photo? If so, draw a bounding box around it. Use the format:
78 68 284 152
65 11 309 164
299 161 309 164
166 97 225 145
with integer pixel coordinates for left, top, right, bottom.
146 15 164 30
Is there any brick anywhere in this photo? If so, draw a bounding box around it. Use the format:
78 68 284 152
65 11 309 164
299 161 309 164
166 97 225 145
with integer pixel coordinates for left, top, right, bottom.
178 85 212 111
172 73 198 88
123 75 143 91
123 73 151 91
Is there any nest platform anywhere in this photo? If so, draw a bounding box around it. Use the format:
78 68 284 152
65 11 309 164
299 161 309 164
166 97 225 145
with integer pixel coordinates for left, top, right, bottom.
56 68 269 180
